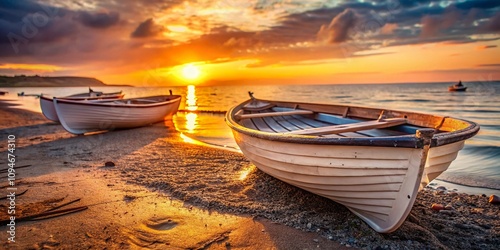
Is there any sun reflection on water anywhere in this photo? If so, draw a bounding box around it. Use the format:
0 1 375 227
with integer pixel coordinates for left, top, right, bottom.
184 85 199 133
185 112 198 133
186 85 197 111
180 133 198 144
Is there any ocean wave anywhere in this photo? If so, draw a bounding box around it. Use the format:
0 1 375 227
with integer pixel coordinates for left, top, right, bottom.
403 99 432 103
444 144 500 190
434 178 500 193
332 95 353 99
431 109 500 114
463 109 500 113
436 174 500 191
462 145 500 157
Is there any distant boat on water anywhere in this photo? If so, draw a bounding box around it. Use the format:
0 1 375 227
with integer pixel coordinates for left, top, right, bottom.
0 90 8 95
448 81 467 92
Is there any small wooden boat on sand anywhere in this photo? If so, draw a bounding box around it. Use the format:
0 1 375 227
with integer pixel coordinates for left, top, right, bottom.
54 95 181 135
226 92 479 233
40 90 124 122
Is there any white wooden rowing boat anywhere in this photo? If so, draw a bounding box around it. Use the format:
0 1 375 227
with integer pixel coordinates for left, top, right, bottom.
54 95 181 134
40 90 124 122
225 93 479 233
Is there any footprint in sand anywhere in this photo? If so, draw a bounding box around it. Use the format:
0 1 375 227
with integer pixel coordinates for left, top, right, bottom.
144 217 178 231
124 217 179 248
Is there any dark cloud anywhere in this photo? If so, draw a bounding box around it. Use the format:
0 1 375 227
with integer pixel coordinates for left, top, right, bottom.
340 1 388 11
130 18 165 38
456 0 500 10
95 0 183 23
0 1 132 65
317 9 360 44
0 0 60 22
397 0 433 8
0 12 78 57
420 8 461 37
76 11 120 29
0 0 67 42
486 12 500 32
0 0 126 59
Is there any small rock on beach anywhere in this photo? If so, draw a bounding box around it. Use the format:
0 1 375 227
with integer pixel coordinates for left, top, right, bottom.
431 203 445 211
104 161 116 167
489 194 500 204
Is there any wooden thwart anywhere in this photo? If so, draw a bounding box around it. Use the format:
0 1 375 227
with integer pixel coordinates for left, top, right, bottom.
236 110 314 120
287 118 407 135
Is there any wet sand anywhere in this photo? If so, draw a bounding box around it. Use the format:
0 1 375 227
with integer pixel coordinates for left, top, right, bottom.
0 102 499 249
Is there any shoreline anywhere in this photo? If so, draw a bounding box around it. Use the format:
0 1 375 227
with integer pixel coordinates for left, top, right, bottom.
431 179 500 196
0 101 499 249
4 94 500 196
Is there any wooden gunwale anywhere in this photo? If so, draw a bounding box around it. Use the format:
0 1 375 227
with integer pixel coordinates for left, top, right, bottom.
226 98 479 148
53 95 181 108
61 94 125 100
236 110 314 120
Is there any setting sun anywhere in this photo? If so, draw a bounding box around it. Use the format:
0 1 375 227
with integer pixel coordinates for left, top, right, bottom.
181 64 201 81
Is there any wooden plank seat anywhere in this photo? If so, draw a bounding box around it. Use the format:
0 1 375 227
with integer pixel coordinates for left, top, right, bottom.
286 118 407 136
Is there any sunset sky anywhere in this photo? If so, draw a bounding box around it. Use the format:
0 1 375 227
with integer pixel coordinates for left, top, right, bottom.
0 0 499 86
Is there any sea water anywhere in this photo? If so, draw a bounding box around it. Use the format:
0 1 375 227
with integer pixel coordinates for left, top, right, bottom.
2 81 499 194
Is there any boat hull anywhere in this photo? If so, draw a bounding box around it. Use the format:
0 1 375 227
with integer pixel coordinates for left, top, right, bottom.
40 93 124 122
448 86 467 91
54 96 181 134
225 97 478 233
232 131 431 233
40 95 59 122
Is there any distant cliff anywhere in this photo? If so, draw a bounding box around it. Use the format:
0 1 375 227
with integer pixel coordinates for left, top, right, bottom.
0 75 111 87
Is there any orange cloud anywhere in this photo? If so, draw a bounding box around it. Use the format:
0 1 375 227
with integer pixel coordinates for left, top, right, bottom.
0 63 64 72
380 23 398 35
317 9 360 44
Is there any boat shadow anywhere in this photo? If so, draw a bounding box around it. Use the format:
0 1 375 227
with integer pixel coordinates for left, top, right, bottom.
0 120 177 180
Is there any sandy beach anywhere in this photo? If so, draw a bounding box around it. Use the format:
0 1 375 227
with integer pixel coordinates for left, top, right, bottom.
0 101 499 249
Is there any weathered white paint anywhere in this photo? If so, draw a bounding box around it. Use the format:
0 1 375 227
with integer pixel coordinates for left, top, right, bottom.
54 96 181 134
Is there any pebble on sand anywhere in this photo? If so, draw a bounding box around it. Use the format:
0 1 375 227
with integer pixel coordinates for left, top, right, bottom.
489 195 500 204
104 161 116 167
431 203 445 211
